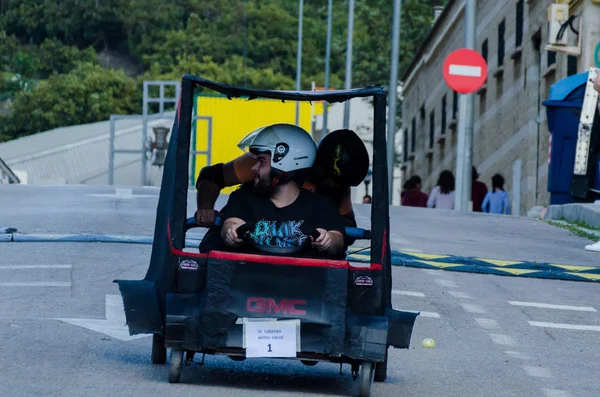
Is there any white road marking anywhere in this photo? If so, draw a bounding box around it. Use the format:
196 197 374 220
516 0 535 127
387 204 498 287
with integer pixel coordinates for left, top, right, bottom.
392 290 425 297
448 290 473 299
0 282 71 287
402 310 441 318
0 265 72 270
474 318 499 329
488 333 517 346
543 389 570 397
449 64 482 77
504 351 532 360
461 303 487 314
434 279 459 288
509 301 596 312
522 365 551 378
57 295 150 341
529 321 600 332
422 269 440 275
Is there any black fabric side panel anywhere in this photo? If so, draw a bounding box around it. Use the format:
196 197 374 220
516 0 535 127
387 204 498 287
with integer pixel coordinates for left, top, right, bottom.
372 92 392 312
344 312 388 362
115 279 163 335
385 308 419 349
322 268 348 354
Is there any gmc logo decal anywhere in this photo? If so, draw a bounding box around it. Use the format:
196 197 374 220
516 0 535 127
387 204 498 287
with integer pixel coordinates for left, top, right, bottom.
246 297 307 315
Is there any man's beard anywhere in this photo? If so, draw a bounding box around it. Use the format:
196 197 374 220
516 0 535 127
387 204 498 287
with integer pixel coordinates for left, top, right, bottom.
252 172 277 196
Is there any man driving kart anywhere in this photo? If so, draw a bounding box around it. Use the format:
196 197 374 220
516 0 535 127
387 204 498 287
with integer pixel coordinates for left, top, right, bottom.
194 127 370 237
218 123 347 259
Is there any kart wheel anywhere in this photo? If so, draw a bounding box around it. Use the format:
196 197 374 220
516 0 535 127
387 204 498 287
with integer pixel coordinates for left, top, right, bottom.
358 361 374 397
168 349 184 383
151 334 167 364
374 349 388 382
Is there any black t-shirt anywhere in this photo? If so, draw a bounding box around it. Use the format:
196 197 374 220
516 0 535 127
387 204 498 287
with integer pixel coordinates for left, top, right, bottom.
221 184 346 258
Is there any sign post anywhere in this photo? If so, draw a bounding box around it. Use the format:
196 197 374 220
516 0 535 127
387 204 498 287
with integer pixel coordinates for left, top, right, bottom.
443 46 488 211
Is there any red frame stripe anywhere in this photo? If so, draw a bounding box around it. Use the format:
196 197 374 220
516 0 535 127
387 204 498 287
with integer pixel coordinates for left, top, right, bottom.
167 222 381 270
208 251 350 268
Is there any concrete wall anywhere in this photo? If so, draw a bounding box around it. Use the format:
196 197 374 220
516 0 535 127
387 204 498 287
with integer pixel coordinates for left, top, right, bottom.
400 0 600 215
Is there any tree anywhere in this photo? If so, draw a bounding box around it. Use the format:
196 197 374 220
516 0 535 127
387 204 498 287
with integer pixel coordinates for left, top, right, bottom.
0 62 139 140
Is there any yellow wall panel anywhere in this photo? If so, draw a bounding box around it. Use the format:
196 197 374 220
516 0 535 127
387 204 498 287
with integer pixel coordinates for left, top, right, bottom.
191 94 318 193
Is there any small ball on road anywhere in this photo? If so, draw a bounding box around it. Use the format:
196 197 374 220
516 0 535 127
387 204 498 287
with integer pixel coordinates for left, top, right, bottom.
422 338 436 348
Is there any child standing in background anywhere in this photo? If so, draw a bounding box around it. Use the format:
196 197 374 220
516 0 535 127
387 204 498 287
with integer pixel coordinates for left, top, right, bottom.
482 174 511 215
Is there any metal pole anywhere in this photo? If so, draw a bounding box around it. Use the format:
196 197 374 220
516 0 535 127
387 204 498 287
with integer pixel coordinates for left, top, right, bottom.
108 116 115 185
455 0 476 211
343 0 354 129
142 82 148 186
387 0 402 202
295 0 304 126
323 0 333 135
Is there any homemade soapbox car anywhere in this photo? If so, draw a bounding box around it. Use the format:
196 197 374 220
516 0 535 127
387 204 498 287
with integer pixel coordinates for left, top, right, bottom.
114 75 419 397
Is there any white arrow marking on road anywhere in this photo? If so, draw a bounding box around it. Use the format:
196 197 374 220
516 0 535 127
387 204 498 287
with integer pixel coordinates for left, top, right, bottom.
87 188 157 199
449 64 482 77
56 295 151 341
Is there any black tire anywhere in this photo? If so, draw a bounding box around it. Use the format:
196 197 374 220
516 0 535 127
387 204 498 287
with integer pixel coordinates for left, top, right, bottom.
358 361 374 397
374 349 388 382
168 349 184 383
152 334 167 364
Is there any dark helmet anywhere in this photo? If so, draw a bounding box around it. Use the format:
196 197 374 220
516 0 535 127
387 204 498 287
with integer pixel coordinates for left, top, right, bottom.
315 129 370 187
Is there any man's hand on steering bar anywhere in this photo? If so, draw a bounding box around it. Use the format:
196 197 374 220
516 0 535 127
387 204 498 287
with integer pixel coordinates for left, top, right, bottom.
221 218 246 247
195 209 218 227
311 228 333 251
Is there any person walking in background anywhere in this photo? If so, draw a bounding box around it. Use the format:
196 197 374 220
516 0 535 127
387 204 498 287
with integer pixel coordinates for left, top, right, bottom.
471 166 488 212
427 170 455 210
482 173 511 215
401 175 428 207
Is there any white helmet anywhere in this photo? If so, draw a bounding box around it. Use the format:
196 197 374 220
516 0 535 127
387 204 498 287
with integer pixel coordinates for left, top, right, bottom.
237 123 317 173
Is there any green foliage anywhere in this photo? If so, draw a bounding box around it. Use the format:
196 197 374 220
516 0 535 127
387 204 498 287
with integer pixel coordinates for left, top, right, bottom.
38 38 97 75
0 0 448 139
0 63 139 140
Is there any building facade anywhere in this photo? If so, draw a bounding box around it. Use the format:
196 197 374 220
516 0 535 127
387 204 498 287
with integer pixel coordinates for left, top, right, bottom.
400 0 600 215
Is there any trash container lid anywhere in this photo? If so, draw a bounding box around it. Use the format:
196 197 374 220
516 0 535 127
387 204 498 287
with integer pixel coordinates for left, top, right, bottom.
542 71 588 108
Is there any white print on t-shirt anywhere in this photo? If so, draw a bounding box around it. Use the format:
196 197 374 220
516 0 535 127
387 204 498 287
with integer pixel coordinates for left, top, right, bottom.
251 219 308 248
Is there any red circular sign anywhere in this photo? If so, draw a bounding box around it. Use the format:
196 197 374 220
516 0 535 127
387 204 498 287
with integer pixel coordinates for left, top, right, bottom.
443 48 488 94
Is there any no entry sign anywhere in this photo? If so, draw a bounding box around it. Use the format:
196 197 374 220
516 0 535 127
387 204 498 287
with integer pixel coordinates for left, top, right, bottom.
443 48 488 94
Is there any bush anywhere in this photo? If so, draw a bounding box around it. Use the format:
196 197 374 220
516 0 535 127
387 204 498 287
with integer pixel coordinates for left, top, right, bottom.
0 62 140 139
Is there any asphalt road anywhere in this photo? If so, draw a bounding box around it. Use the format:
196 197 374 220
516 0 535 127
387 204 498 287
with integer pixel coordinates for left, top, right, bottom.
1 184 599 396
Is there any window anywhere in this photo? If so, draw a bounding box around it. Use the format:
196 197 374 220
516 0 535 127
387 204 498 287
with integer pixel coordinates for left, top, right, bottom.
452 91 458 119
516 0 524 48
429 111 435 149
567 55 578 76
411 118 416 153
403 129 408 162
498 20 505 67
441 95 447 135
548 50 556 67
482 39 488 64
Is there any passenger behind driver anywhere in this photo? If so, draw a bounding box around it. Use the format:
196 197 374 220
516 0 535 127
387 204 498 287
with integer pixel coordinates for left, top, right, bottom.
220 124 346 259
194 128 370 239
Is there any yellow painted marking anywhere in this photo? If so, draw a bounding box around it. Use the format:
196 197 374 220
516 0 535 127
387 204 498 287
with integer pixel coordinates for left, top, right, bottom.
403 252 450 260
416 260 464 269
566 272 600 281
348 253 370 262
497 268 539 276
475 259 524 267
550 264 599 272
